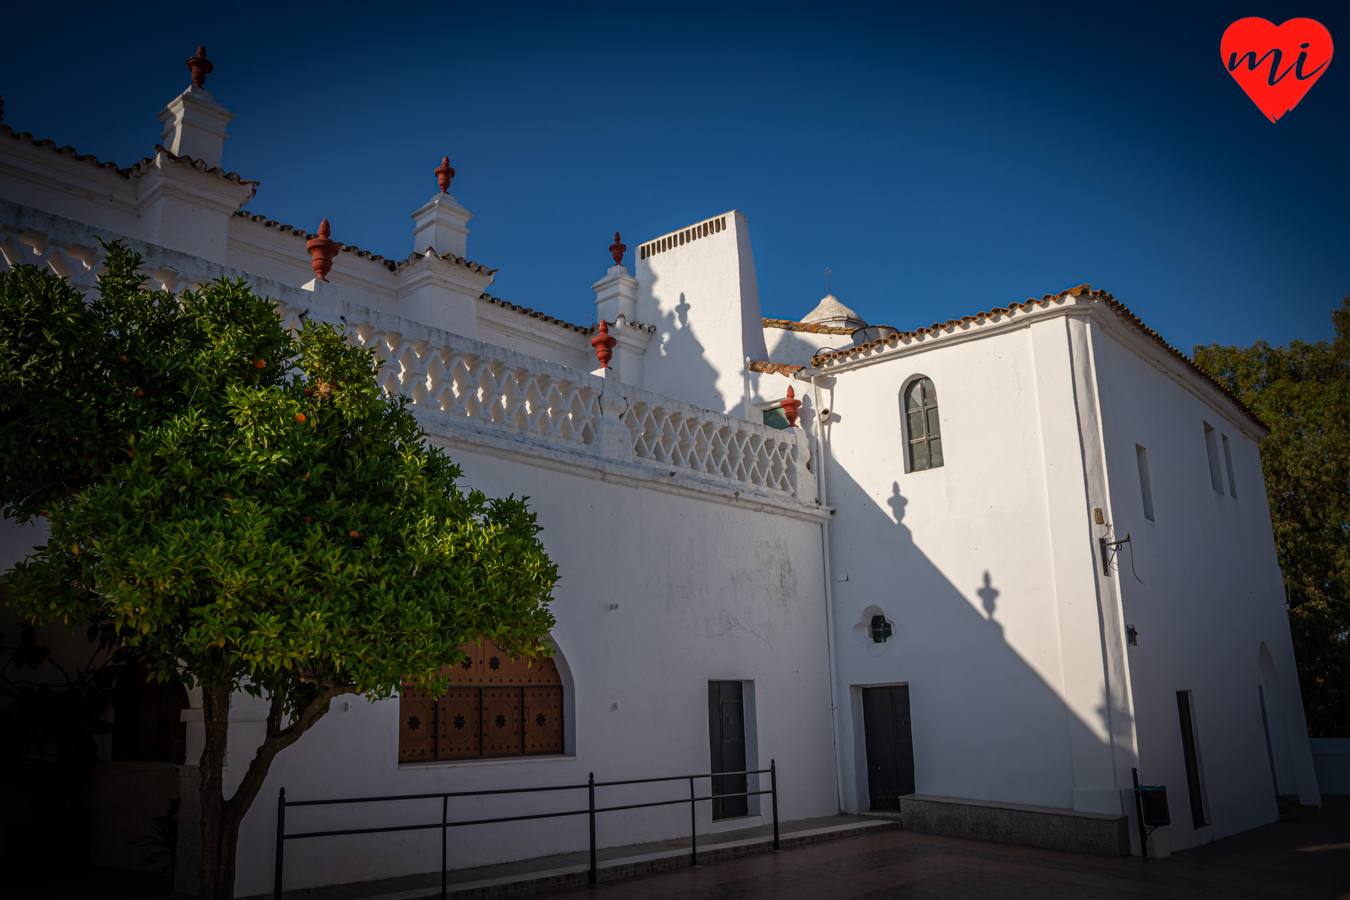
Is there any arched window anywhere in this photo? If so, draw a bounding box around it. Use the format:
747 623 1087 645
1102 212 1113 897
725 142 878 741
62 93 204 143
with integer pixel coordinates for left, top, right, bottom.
904 377 943 471
399 639 564 763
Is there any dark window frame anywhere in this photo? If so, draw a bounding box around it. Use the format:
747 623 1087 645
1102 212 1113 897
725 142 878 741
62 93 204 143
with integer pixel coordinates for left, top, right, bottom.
903 377 943 472
1176 690 1210 829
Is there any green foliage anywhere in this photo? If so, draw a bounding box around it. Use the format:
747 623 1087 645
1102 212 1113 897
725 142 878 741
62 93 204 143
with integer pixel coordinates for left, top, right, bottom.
130 799 179 875
1194 294 1350 737
1 243 558 895
2 242 558 706
0 245 292 524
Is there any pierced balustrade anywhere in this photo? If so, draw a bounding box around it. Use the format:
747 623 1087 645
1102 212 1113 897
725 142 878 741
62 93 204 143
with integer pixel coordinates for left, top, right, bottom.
621 387 800 496
348 324 601 448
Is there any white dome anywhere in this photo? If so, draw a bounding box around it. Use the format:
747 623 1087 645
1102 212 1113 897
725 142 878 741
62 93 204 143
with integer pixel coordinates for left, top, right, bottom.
802 294 867 329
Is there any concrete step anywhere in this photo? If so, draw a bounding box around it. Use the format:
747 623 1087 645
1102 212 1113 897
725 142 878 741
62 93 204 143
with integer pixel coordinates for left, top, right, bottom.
259 815 898 900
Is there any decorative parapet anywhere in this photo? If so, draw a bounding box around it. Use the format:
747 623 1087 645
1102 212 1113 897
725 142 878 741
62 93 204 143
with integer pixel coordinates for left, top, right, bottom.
345 314 603 452
0 199 819 513
620 384 807 497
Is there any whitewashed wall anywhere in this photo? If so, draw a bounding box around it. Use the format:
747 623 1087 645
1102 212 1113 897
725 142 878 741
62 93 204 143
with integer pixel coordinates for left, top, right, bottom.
762 323 854 367
1091 322 1320 851
803 314 1090 819
227 441 837 895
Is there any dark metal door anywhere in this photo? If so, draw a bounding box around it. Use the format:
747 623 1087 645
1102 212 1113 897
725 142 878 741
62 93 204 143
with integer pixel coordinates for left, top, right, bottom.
862 685 915 810
708 681 748 819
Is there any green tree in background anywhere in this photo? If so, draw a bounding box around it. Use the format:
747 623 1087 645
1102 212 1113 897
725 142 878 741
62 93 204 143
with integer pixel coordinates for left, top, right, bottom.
0 245 558 899
1194 293 1350 738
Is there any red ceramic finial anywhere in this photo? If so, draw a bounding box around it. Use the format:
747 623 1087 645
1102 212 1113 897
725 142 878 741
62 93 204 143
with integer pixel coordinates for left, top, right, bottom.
435 156 455 193
609 232 626 267
187 46 213 88
781 385 801 427
306 219 339 282
590 319 617 370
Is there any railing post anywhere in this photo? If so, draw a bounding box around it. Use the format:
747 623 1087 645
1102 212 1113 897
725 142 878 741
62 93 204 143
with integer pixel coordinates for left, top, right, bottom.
588 773 597 886
689 776 698 869
274 787 286 900
771 760 780 851
1132 767 1148 858
441 794 448 900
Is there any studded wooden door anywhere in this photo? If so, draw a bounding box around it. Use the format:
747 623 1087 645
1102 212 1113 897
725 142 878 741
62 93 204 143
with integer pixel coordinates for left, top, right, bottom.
862 685 915 810
481 687 523 757
399 685 437 763
480 640 563 687
524 687 564 754
399 641 564 763
708 681 748 819
438 688 483 758
446 642 484 685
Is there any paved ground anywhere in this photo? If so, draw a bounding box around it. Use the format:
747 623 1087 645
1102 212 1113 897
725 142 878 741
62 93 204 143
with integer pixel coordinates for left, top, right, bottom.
559 796 1350 900
10 798 1348 899
263 814 882 900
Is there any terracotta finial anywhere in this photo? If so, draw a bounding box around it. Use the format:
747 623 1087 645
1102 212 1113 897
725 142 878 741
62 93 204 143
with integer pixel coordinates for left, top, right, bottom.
435 156 455 193
187 46 214 88
609 232 626 267
306 219 340 282
590 319 617 370
781 386 801 427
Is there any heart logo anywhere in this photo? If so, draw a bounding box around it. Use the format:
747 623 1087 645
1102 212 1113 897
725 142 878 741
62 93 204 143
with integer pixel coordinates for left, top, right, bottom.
1221 18 1334 122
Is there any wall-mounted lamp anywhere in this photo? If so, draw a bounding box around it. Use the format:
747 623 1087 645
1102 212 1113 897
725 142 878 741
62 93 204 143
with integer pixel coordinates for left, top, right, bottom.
1100 533 1131 574
870 615 893 643
1127 624 1140 646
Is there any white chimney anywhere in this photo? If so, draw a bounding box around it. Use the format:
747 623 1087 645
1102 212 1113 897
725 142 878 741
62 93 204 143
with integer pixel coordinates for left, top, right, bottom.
412 156 473 258
157 47 234 168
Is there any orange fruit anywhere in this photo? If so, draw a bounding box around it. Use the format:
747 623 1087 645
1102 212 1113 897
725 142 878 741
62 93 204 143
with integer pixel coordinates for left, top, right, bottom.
295 413 307 423
303 516 312 523
254 359 266 369
349 530 360 539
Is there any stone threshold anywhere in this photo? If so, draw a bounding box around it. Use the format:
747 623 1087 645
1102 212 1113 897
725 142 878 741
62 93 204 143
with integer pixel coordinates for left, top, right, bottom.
253 815 897 900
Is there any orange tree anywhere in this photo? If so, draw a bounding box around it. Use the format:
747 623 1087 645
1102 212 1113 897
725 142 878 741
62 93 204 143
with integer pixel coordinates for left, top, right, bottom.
0 244 558 898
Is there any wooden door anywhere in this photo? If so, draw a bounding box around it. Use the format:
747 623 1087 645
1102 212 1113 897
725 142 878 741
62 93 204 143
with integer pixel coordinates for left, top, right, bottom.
862 685 915 810
398 685 437 763
523 687 564 754
481 687 523 757
708 681 748 819
437 688 482 759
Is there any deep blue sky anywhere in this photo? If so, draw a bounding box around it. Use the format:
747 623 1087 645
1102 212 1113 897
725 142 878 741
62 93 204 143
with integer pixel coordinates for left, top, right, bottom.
2 1 1345 353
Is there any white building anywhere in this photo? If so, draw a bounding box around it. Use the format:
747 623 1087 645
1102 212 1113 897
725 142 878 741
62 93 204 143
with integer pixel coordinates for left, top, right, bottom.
0 52 1321 894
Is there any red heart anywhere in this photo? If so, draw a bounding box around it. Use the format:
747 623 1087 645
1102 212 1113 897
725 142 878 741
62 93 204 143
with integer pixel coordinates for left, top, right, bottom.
1221 18 1334 123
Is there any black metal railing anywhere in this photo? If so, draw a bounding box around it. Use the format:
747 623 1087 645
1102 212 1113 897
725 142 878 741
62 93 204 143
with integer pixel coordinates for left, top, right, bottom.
273 761 779 899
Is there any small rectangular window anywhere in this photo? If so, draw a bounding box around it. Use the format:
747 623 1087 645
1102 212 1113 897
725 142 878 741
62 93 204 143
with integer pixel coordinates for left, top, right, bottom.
1136 444 1155 521
1221 434 1237 498
1203 423 1224 494
1176 691 1210 828
762 406 790 430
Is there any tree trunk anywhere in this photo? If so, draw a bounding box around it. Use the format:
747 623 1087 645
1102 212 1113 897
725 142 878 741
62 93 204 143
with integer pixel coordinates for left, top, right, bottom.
198 680 233 900
196 680 357 899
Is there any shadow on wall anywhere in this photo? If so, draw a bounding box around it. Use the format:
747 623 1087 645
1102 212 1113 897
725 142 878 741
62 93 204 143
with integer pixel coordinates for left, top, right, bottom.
834 463 1144 817
643 264 737 416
